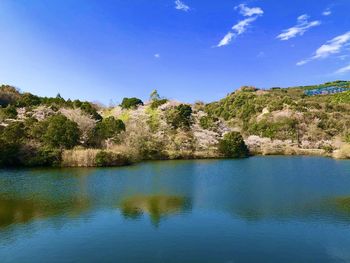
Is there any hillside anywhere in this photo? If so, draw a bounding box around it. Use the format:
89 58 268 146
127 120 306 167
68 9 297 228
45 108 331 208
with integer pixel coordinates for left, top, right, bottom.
1 81 350 167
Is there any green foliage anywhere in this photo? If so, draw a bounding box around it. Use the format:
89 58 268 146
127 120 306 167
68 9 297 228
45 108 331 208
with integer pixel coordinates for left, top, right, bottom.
120 97 143 109
239 86 258 92
146 107 160 132
95 151 130 167
40 96 67 107
87 116 125 147
0 140 22 167
199 115 218 130
22 146 61 167
0 122 25 144
166 104 192 129
205 92 261 121
331 90 350 104
0 105 18 119
0 85 21 107
149 90 160 101
42 114 80 149
218 132 249 158
99 116 125 139
0 122 26 166
17 93 41 107
150 99 168 109
248 118 297 140
80 102 102 120
345 133 350 143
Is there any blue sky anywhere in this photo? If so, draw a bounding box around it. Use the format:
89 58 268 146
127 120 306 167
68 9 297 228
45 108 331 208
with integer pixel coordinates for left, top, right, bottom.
0 0 350 104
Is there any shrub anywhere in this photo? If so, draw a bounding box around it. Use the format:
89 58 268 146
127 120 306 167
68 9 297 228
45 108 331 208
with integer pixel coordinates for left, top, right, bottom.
0 122 25 166
100 116 125 138
0 105 18 119
22 146 61 167
0 122 25 144
166 104 192 129
0 85 21 107
87 117 125 147
248 117 297 140
345 133 350 143
79 102 102 120
95 151 130 166
17 93 41 107
146 107 160 132
150 99 168 109
42 114 80 149
0 139 22 166
199 115 218 130
120 97 143 109
218 132 249 158
331 90 350 104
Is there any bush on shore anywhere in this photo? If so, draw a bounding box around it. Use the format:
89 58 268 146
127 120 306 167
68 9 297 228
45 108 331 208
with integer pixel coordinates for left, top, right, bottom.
218 131 249 158
95 151 131 167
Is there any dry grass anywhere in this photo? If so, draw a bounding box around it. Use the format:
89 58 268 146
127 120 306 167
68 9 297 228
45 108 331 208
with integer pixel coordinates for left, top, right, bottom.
333 144 350 159
62 149 100 167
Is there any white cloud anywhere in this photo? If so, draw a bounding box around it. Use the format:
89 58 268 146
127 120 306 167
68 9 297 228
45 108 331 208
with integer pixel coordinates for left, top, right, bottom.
322 9 332 16
297 31 350 65
235 4 263 17
232 16 258 34
277 14 320 41
313 32 350 58
154 54 160 59
296 60 308 66
216 4 263 47
175 0 190 12
335 64 350 74
217 32 235 47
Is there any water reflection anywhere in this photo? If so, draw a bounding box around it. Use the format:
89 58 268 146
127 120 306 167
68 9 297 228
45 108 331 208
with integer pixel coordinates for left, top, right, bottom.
1 158 350 231
120 195 189 226
0 158 350 262
0 195 91 228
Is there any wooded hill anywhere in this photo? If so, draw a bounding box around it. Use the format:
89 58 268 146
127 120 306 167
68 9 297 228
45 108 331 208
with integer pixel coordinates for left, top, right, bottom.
1 81 349 167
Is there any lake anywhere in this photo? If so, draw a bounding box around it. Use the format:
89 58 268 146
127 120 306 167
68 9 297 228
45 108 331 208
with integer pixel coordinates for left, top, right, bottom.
1 156 350 262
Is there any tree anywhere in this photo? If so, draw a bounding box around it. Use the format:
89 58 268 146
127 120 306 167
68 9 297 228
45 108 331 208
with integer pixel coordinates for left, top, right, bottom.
0 139 22 166
79 102 102 120
99 116 125 139
0 122 25 144
149 90 168 109
87 116 125 147
17 93 41 107
150 99 168 109
0 122 26 166
42 114 80 149
0 85 21 107
218 131 249 158
166 104 193 129
150 90 160 101
120 97 143 109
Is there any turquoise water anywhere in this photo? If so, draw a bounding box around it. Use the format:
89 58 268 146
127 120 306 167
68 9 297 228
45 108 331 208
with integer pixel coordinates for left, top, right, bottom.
1 156 350 262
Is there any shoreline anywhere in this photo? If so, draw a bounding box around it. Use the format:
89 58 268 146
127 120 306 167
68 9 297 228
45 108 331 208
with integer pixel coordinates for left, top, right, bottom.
1 152 348 170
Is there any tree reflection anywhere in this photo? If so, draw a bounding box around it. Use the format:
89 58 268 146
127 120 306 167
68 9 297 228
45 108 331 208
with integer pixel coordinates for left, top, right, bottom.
120 195 189 226
0 195 90 228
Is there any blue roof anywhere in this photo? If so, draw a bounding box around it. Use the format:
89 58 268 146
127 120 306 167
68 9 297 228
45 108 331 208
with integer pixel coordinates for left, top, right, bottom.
304 86 348 96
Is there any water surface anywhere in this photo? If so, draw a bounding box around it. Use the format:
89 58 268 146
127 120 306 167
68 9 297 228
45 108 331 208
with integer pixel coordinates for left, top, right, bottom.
1 156 350 262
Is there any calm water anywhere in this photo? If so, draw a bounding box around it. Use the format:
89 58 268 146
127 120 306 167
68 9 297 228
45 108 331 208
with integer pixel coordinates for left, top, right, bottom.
1 156 350 263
